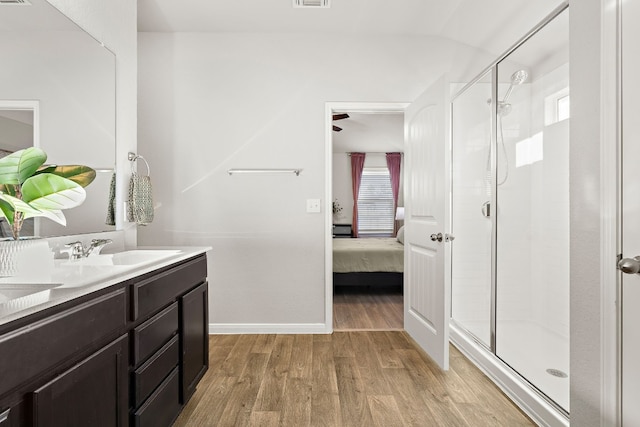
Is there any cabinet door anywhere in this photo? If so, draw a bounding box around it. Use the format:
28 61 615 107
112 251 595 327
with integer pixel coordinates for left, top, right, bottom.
180 282 208 402
30 334 129 427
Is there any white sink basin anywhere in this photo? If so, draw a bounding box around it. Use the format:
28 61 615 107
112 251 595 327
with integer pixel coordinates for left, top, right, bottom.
53 249 183 288
58 249 183 268
110 249 183 266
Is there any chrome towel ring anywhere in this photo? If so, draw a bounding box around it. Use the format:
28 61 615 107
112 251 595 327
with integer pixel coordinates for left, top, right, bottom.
128 152 150 176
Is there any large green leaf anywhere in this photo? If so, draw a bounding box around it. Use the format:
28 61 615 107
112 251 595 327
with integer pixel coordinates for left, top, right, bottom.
0 147 47 185
37 165 96 188
0 197 15 223
0 193 41 214
21 174 86 211
0 193 42 225
24 208 66 226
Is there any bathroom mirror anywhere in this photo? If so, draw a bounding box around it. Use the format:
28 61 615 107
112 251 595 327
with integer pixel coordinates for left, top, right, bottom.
0 0 116 238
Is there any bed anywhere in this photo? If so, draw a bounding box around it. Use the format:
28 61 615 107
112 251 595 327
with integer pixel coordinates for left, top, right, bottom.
332 229 404 288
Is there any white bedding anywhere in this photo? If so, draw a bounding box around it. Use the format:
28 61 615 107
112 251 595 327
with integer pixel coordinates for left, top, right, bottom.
332 238 404 273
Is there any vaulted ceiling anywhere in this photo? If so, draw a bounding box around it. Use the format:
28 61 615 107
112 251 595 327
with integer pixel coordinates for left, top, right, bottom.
137 0 566 58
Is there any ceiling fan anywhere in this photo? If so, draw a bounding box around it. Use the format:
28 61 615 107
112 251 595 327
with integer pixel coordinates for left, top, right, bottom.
332 113 349 132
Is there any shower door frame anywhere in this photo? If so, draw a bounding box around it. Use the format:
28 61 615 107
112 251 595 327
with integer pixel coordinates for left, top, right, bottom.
449 1 570 425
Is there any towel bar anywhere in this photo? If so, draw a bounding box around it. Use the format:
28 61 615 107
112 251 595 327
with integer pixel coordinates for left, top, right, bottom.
227 168 302 176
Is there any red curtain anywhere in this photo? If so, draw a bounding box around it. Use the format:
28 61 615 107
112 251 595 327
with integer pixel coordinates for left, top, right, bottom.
386 152 402 236
350 153 366 238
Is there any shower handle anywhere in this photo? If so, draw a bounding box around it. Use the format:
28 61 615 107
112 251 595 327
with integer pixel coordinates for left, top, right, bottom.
618 256 640 274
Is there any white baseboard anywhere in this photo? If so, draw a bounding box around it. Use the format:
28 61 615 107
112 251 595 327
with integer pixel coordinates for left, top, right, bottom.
209 323 330 334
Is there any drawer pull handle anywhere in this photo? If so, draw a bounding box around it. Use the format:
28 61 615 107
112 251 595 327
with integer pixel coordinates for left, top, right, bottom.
0 408 10 422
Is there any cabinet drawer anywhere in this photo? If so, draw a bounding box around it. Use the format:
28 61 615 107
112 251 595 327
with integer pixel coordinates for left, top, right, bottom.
133 367 180 427
0 289 126 397
133 335 179 408
133 302 178 366
131 255 207 321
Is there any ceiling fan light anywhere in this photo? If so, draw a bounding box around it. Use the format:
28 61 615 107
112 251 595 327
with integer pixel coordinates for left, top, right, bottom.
293 0 330 8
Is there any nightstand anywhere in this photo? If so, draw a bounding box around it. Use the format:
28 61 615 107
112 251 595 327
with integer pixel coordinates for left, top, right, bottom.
333 224 352 238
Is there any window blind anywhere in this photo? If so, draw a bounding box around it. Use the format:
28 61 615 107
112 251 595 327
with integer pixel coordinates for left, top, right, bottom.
357 168 394 235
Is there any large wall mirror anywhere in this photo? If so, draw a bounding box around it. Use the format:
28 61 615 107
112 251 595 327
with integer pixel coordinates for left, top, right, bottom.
0 0 116 238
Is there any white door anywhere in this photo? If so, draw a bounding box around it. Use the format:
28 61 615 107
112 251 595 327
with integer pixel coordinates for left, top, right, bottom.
404 75 451 370
621 0 640 424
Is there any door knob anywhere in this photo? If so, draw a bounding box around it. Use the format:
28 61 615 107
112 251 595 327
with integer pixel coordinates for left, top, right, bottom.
444 233 455 242
618 256 640 274
430 233 443 242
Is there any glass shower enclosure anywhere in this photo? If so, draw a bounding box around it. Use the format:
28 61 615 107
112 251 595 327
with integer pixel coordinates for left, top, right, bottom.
450 3 570 418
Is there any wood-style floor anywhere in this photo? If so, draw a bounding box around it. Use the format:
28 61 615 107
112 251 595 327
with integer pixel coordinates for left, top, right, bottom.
333 285 403 331
174 332 535 426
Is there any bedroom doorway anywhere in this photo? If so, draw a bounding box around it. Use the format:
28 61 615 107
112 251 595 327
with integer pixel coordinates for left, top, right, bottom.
325 102 408 332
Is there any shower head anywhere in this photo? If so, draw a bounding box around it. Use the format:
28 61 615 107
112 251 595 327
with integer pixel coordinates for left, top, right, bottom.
510 69 529 85
485 69 529 116
502 69 529 103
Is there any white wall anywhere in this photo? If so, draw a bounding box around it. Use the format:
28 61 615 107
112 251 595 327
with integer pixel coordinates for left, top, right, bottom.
48 0 138 247
137 32 493 330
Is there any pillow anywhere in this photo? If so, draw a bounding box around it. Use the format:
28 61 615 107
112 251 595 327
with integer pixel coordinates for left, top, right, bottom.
397 225 405 244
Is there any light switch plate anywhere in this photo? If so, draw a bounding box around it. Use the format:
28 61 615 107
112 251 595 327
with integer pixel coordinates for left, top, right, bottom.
306 199 321 213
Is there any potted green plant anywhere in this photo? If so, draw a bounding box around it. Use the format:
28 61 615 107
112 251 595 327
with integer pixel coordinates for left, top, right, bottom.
0 147 96 240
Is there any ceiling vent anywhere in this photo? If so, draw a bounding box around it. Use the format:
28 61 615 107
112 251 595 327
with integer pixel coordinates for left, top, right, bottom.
293 0 330 8
0 0 31 4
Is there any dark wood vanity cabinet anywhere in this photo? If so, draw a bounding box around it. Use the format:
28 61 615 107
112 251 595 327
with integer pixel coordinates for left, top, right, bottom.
0 253 208 427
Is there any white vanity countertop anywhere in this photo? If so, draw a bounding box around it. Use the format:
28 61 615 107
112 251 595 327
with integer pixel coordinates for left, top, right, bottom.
0 246 211 327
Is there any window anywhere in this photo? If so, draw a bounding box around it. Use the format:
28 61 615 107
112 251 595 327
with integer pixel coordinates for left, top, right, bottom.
357 168 394 236
557 94 570 122
544 87 570 125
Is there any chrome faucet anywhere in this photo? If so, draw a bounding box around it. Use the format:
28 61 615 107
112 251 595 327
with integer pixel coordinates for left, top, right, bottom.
62 239 113 260
85 239 113 257
61 242 85 260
